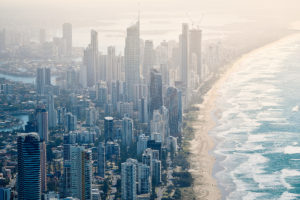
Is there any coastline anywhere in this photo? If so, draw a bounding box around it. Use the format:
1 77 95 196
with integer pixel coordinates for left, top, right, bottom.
187 32 300 200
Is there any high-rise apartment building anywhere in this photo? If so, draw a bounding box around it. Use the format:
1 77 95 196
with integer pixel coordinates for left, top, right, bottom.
143 40 154 83
125 21 140 103
121 159 138 200
104 117 114 141
17 133 41 200
62 23 72 57
36 108 49 142
69 146 92 200
189 28 202 80
98 142 105 178
122 117 134 147
181 23 189 89
149 69 163 119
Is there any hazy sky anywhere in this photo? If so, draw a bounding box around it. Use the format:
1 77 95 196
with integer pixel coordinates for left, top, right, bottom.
1 0 300 26
1 0 299 51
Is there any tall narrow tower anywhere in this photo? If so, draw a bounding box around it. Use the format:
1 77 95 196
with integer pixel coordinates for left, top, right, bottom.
125 21 140 103
181 23 189 89
62 23 72 57
17 133 41 200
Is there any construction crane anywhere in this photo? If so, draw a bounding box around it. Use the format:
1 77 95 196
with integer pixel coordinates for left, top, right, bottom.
186 12 204 29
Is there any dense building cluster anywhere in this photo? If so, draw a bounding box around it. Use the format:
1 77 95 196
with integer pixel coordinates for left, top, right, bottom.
0 18 212 200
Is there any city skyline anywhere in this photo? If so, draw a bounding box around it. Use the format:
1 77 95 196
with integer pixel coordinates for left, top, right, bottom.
1 1 300 200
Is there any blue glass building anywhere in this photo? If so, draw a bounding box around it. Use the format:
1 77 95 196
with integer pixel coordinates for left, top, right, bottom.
17 133 41 200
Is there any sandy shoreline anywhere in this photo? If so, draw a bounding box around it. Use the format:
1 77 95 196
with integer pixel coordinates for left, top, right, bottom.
188 33 300 200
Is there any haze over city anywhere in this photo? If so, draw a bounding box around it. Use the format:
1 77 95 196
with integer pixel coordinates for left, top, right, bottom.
0 0 300 200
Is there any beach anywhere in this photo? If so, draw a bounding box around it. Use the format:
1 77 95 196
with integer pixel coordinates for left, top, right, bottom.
188 33 300 200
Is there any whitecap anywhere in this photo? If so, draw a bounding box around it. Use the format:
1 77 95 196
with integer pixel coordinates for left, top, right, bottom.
292 105 299 112
284 146 300 154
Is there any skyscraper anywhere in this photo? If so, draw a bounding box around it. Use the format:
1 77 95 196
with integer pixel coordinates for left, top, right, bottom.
36 68 51 95
165 87 181 136
149 69 163 119
137 163 151 195
84 30 98 87
189 28 202 80
97 142 105 178
97 81 108 108
121 159 137 200
62 134 76 197
181 23 189 89
138 97 148 123
65 112 77 132
152 159 161 186
143 40 154 83
48 95 57 128
40 141 47 194
62 23 72 57
137 134 149 156
70 146 92 200
104 117 114 141
17 133 41 200
122 117 134 147
106 46 116 83
36 108 49 142
125 21 140 103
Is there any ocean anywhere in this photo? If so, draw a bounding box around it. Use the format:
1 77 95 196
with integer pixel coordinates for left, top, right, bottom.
211 34 300 199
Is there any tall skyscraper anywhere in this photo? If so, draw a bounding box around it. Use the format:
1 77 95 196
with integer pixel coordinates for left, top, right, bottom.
121 159 137 200
47 95 57 128
36 68 51 95
62 134 76 197
17 133 41 200
62 23 72 57
97 142 105 178
106 46 116 83
84 30 98 87
189 29 202 80
70 146 92 200
111 81 120 111
152 159 161 186
36 108 49 142
149 69 163 119
97 81 108 108
122 117 134 147
40 141 47 194
98 53 107 82
104 117 114 141
125 21 140 103
165 87 181 137
181 23 189 89
138 97 148 123
137 163 151 195
143 40 154 83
